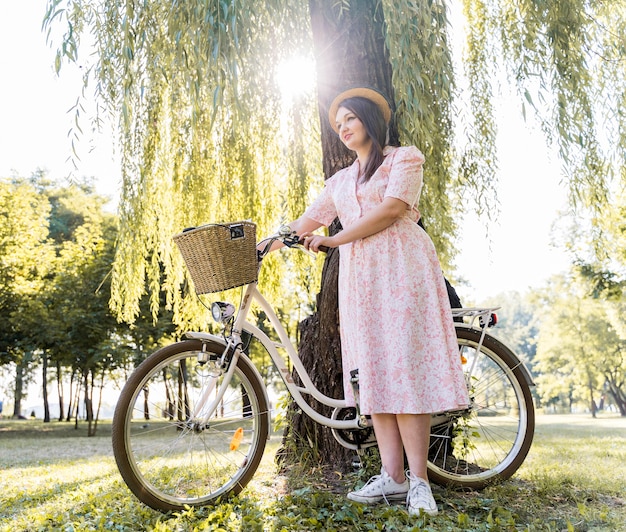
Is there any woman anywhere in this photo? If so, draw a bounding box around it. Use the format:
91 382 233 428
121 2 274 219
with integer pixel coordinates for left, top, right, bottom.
283 87 468 516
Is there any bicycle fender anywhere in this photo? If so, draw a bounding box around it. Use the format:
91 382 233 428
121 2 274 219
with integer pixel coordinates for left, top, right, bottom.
183 331 228 350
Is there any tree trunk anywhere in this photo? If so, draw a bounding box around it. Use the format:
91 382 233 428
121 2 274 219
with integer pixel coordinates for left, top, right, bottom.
91 369 105 437
606 378 626 417
177 360 190 421
143 386 150 420
281 0 397 472
587 371 596 418
73 369 84 428
12 356 26 418
164 368 174 420
66 369 76 422
42 353 50 423
83 368 94 434
57 361 64 422
617 395 626 417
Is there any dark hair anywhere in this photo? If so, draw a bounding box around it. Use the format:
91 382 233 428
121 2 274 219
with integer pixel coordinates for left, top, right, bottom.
337 96 388 182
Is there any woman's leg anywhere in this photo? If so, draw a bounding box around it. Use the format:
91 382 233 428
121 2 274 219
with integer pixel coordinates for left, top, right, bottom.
347 413 409 503
396 413 431 480
397 413 438 515
370 413 405 482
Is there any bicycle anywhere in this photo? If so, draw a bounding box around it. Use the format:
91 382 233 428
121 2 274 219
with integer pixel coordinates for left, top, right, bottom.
112 221 535 512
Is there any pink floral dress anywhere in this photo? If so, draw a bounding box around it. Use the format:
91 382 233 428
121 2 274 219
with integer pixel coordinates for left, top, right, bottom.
304 146 469 414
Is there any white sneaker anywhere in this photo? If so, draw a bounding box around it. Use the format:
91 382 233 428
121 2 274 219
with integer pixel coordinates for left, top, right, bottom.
406 472 438 516
347 467 409 504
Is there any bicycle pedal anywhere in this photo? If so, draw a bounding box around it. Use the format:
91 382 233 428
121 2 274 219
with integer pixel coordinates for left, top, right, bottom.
351 455 363 469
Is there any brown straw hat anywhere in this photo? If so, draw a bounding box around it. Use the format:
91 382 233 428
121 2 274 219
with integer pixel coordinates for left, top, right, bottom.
328 87 392 132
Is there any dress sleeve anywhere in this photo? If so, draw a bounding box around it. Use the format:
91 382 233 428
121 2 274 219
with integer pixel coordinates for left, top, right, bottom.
384 146 425 209
303 174 339 226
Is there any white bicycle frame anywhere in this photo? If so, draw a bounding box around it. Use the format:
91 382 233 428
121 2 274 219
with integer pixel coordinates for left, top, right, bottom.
185 278 501 432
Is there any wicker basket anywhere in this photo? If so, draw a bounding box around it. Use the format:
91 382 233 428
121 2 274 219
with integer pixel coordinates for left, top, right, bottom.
173 221 258 294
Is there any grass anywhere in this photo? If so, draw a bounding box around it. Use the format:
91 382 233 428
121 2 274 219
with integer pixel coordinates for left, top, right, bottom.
0 414 624 531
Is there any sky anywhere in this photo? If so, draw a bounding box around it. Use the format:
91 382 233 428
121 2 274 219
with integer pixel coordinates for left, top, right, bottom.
0 0 572 303
0 1 119 201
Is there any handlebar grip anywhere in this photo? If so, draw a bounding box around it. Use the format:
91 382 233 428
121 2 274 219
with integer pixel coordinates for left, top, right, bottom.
298 237 329 253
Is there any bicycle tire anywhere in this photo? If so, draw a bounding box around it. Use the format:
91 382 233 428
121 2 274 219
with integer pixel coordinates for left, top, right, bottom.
112 339 269 511
427 326 535 489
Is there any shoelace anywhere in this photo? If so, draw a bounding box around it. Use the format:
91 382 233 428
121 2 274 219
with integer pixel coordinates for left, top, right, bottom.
407 479 432 510
362 473 382 488
360 473 392 505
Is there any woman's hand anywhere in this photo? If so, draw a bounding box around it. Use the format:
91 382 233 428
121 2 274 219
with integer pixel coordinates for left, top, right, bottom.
301 232 335 253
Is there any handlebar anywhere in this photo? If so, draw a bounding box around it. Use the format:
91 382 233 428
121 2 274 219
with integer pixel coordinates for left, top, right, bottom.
293 236 329 254
257 226 329 261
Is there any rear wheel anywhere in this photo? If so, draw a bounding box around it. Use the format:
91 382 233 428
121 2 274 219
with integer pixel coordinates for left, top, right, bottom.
427 327 535 489
112 340 269 511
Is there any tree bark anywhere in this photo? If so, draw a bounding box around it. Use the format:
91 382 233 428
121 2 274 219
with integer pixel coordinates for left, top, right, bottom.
606 378 626 417
57 361 64 422
84 368 94 434
91 370 105 437
282 0 397 471
42 353 50 422
66 369 77 422
12 356 27 418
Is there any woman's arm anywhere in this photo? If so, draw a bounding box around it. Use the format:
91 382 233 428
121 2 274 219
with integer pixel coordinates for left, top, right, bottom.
290 216 325 236
302 196 408 252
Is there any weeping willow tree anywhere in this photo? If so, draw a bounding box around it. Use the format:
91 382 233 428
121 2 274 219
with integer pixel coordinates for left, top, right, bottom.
45 0 625 468
44 0 324 328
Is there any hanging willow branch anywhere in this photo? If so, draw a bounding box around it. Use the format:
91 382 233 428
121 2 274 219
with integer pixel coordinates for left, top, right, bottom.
382 0 464 267
44 0 320 326
44 0 626 324
496 0 624 209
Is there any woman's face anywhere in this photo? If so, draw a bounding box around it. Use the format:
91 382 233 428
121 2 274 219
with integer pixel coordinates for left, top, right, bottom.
335 106 371 153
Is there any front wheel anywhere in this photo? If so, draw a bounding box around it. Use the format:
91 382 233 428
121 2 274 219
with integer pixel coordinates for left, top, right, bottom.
428 327 535 489
112 340 269 511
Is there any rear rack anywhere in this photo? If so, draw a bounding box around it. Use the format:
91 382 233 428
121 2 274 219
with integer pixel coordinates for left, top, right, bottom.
451 307 500 330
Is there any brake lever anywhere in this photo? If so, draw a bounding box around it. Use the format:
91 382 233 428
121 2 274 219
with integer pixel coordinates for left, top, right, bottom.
282 234 301 248
295 244 317 258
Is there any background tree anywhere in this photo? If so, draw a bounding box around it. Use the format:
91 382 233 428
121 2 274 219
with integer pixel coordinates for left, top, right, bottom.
49 211 118 434
44 0 626 462
534 273 626 416
540 193 626 416
583 209 626 417
0 174 127 428
0 177 54 418
39 183 116 425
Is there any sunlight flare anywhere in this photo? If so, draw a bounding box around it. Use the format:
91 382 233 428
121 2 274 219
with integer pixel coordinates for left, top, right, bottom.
275 55 316 103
